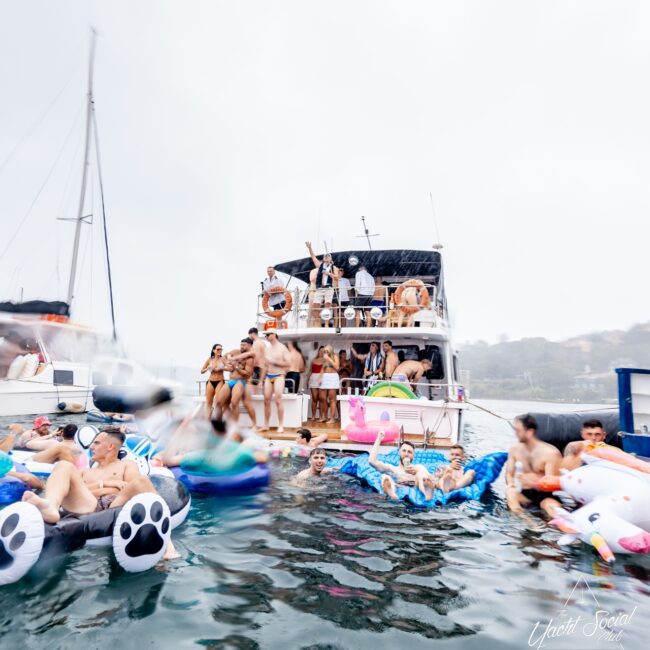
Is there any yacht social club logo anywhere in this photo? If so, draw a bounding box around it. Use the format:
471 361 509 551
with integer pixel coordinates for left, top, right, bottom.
528 577 636 649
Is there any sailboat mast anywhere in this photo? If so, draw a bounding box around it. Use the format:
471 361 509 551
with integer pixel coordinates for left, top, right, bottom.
66 30 97 307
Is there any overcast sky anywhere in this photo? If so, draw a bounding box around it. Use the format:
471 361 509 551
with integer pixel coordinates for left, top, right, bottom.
1 1 649 369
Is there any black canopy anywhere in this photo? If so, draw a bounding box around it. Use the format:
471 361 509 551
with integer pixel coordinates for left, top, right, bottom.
0 300 70 317
274 249 442 284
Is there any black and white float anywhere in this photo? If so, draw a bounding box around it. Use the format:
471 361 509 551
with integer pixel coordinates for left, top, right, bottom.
0 474 190 586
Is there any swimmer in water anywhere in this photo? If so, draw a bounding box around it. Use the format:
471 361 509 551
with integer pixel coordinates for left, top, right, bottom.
294 448 336 484
295 428 328 448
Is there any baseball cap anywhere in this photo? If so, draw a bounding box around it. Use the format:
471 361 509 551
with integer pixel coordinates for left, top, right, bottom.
33 415 52 428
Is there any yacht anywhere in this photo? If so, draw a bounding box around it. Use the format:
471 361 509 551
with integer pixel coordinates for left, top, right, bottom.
231 246 467 452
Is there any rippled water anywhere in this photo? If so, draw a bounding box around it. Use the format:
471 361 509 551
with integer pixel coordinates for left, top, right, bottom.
1 400 650 649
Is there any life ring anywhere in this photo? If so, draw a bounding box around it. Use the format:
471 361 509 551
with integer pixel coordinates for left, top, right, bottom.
170 464 270 493
393 280 430 315
262 287 293 319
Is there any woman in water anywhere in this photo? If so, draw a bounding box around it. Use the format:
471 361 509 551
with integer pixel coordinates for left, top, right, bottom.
200 344 225 417
286 341 305 394
318 345 340 424
307 346 325 420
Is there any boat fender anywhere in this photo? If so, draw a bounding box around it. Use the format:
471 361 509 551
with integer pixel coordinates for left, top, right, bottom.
57 401 85 413
93 385 174 414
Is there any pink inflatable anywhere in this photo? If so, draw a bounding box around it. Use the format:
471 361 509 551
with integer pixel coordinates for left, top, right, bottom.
344 396 400 443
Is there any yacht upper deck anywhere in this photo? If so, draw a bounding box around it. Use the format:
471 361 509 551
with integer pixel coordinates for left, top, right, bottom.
256 248 450 336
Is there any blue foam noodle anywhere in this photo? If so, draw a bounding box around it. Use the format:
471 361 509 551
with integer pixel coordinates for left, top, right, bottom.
328 451 508 507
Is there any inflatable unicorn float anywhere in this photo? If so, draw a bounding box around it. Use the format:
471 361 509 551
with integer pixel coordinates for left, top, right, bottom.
344 396 400 443
536 444 650 562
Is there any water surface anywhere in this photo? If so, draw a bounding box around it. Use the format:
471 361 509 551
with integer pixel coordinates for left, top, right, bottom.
1 400 648 649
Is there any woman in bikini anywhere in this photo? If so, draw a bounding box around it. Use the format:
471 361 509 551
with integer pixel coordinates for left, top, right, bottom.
307 346 325 420
318 345 340 424
200 343 225 417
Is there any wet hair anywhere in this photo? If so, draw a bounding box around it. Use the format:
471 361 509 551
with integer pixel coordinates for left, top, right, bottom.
210 418 227 435
61 423 78 440
450 444 464 453
241 337 254 346
309 447 326 458
248 327 259 335
211 343 222 358
582 419 604 430
515 414 538 432
297 428 312 443
400 440 415 451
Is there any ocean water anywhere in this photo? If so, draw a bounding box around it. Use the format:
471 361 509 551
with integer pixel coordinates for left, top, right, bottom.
1 400 649 650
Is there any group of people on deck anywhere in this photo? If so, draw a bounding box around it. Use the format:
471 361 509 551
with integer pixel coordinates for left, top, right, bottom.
261 242 431 328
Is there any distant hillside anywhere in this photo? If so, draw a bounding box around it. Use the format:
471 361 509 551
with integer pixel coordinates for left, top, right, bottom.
460 322 650 403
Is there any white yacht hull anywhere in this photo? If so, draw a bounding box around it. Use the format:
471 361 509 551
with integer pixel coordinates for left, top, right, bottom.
0 381 92 417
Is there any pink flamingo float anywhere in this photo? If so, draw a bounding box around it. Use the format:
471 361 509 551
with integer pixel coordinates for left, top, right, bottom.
344 396 400 443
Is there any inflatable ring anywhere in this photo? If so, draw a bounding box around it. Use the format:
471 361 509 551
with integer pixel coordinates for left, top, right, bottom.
170 464 270 494
393 279 430 315
366 381 417 399
262 287 293 319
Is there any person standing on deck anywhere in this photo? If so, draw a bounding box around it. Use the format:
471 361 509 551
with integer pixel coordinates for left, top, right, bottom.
351 342 385 389
391 358 432 393
262 266 286 311
334 268 352 327
318 345 340 423
286 341 305 394
382 341 400 379
305 241 339 328
260 331 291 433
248 327 267 387
353 265 375 327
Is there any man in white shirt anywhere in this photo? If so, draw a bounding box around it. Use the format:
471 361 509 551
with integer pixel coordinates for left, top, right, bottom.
335 268 352 327
353 265 375 327
305 241 339 327
262 266 286 311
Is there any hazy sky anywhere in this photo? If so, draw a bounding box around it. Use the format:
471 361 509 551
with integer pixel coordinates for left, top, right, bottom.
1 1 649 369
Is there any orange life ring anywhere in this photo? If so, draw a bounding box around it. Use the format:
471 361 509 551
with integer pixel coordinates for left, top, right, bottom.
393 279 430 315
262 287 293 318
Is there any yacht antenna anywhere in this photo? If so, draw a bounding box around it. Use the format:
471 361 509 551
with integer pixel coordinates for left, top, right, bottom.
356 216 379 250
429 192 443 250
65 29 96 307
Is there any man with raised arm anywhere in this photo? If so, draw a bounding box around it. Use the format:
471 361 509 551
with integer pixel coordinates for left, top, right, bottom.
505 414 562 518
305 241 339 327
369 431 435 500
261 330 291 433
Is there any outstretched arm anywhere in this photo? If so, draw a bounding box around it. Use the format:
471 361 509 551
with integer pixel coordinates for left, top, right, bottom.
369 430 394 473
305 241 320 268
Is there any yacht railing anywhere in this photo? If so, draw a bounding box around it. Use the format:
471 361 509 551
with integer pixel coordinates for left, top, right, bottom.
256 283 444 329
337 376 465 402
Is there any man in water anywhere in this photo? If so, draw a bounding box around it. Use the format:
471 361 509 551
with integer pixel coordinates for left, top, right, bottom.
295 427 328 448
248 327 267 387
305 241 339 327
295 447 336 484
369 431 434 500
391 359 432 392
560 419 608 470
31 423 82 464
261 331 291 433
505 414 562 518
16 416 59 451
433 444 476 493
382 341 400 379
